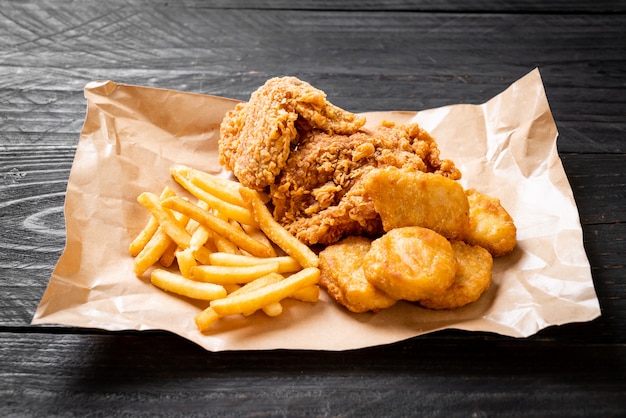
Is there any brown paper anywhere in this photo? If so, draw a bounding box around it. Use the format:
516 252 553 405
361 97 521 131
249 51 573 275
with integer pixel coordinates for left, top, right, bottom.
32 69 600 351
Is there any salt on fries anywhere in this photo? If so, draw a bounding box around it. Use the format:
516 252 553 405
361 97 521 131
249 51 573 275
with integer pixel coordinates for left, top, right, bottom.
129 164 321 332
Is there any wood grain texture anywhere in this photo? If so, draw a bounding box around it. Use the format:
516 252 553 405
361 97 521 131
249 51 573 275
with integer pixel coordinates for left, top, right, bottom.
1 1 625 416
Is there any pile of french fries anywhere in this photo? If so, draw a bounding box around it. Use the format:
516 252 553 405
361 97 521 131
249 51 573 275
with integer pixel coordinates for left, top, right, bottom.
129 164 320 332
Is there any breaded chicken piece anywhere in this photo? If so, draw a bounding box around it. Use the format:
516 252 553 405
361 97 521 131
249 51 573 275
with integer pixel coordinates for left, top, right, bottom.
219 77 366 191
419 240 493 310
319 236 397 313
465 189 517 257
363 226 457 302
271 122 461 245
362 166 470 240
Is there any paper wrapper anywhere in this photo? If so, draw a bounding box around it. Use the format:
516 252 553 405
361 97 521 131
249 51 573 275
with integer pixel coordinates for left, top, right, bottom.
32 69 601 351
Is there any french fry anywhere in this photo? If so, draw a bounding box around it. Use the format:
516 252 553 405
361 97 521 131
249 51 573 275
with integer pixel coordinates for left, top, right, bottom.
213 231 241 255
129 187 177 256
159 240 179 268
194 307 220 331
172 164 246 207
261 302 283 317
208 252 301 273
192 263 280 284
228 272 284 296
239 187 319 268
133 228 173 276
137 192 192 249
151 269 227 300
176 248 197 278
170 165 256 225
133 165 323 334
160 196 274 258
129 216 159 257
209 267 320 317
289 285 320 303
241 223 278 257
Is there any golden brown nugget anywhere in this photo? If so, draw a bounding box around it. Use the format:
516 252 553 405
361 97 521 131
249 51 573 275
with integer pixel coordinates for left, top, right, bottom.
363 226 457 301
465 189 516 257
319 236 397 313
363 167 469 240
419 241 493 310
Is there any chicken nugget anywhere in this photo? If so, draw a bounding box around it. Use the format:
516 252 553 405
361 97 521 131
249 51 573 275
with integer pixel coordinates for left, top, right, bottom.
419 240 493 310
465 189 516 257
363 226 457 301
363 167 469 240
319 236 397 313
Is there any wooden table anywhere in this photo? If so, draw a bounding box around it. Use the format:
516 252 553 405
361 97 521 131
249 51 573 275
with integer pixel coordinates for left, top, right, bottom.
2 1 624 416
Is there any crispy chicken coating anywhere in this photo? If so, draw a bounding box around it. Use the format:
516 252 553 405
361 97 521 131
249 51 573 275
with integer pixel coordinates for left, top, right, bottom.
362 166 470 240
219 77 366 191
363 226 457 302
319 236 397 313
419 240 493 310
271 122 461 245
465 189 517 257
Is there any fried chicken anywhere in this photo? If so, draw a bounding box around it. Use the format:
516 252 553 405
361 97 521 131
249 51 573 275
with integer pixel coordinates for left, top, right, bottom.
419 240 493 310
363 226 458 302
219 77 366 191
319 236 397 313
271 122 461 245
362 166 470 240
464 188 517 257
219 76 461 246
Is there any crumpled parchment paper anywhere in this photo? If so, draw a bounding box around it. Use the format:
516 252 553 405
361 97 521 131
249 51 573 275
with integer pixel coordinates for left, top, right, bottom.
32 69 601 351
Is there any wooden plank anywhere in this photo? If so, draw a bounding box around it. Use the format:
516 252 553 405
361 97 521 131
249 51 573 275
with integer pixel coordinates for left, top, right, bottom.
0 332 624 416
8 0 626 13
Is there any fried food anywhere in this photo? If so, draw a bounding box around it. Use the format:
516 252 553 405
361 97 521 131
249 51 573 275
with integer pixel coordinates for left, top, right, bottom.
319 236 397 313
219 77 366 191
271 121 462 245
419 241 493 310
130 166 321 333
363 166 470 240
363 226 457 301
465 188 517 257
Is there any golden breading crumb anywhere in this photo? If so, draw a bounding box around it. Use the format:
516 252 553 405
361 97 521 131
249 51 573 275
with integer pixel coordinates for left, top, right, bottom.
363 166 470 240
219 77 366 191
464 189 517 257
363 226 457 301
419 240 493 310
319 236 397 313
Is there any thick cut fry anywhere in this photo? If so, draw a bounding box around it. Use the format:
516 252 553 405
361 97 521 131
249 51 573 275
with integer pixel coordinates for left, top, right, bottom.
228 272 284 296
213 231 241 255
129 187 177 256
137 192 192 249
289 285 320 303
159 240 179 268
241 223 278 257
208 252 301 273
151 269 227 300
240 187 319 268
129 216 159 257
134 228 173 276
172 164 246 207
209 267 320 316
194 307 220 331
170 166 257 225
192 263 280 284
261 302 283 317
161 196 274 258
176 248 197 278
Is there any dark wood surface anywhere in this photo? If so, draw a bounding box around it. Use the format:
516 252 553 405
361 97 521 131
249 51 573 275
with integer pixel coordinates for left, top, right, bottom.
1 1 625 416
